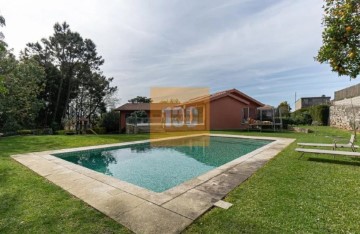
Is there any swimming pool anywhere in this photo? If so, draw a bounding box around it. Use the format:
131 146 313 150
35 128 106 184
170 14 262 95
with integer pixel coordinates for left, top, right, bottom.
53 136 272 192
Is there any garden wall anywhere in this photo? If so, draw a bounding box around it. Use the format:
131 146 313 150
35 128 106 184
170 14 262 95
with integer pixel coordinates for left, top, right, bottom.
330 96 360 130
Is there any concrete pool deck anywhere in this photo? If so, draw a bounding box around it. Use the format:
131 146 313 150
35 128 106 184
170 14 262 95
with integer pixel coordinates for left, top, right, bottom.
12 134 294 234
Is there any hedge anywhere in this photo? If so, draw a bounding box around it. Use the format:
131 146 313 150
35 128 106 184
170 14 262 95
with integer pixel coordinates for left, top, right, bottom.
289 105 329 126
308 105 329 126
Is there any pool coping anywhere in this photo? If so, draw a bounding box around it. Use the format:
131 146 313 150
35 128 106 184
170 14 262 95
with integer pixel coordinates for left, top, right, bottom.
11 134 294 234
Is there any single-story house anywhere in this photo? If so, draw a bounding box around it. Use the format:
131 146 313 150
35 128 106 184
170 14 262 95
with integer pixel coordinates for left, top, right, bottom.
114 88 264 131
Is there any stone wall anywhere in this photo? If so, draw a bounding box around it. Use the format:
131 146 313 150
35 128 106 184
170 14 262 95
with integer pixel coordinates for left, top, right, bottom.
330 96 360 130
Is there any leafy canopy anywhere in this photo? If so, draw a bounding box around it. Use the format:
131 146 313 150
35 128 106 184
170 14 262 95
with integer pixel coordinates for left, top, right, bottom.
316 0 360 78
24 22 116 129
278 101 291 117
0 14 6 94
128 96 152 103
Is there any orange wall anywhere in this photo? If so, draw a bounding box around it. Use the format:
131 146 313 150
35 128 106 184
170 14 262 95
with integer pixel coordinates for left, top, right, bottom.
119 97 261 131
209 96 258 130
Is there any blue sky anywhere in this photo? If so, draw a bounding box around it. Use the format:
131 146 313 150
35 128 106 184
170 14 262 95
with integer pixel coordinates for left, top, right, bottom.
1 0 357 108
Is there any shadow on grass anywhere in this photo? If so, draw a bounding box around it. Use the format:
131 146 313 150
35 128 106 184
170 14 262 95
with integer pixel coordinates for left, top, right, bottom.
307 157 360 167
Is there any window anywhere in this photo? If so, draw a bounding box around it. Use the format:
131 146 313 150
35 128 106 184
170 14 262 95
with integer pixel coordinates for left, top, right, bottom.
242 107 249 123
185 106 204 125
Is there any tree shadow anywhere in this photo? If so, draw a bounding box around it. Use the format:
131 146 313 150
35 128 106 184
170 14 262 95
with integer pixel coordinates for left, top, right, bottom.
307 157 360 167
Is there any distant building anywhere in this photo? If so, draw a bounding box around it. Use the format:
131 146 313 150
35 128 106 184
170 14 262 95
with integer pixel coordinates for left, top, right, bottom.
295 95 331 110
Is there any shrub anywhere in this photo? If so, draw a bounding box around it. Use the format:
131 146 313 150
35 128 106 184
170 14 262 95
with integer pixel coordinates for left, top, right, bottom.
282 117 294 129
65 130 76 135
92 127 106 134
309 105 329 126
32 128 53 135
100 111 120 133
50 121 61 132
288 105 329 126
55 130 66 135
56 129 76 135
17 130 33 135
2 119 21 132
291 109 313 125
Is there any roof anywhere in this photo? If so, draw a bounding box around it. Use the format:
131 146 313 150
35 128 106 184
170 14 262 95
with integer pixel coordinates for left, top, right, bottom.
258 105 275 110
114 103 164 111
115 88 264 111
183 88 264 106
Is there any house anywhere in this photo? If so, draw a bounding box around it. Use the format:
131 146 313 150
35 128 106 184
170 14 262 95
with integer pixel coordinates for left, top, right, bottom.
295 95 331 110
114 88 264 132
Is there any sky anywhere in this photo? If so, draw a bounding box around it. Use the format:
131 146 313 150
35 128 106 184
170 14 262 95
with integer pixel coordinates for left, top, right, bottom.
0 0 357 108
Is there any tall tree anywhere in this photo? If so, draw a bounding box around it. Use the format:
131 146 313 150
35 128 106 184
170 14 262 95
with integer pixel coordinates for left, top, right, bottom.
0 15 6 94
0 54 45 131
316 0 360 78
128 96 152 103
0 14 5 41
24 22 110 128
0 15 4 26
67 70 117 132
278 101 291 117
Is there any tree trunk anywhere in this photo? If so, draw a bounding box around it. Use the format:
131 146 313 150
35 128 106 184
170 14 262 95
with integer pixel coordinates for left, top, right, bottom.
62 67 74 120
52 69 64 125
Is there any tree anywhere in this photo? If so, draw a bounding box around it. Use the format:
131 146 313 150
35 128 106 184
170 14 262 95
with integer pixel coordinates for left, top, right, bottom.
24 22 114 129
278 101 291 117
316 0 360 78
100 111 120 133
0 15 6 94
0 14 5 41
128 96 152 103
130 110 148 118
0 15 4 27
66 71 117 132
0 54 45 131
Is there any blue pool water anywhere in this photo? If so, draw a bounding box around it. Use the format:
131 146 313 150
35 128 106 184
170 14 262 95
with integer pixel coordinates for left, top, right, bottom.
53 136 271 192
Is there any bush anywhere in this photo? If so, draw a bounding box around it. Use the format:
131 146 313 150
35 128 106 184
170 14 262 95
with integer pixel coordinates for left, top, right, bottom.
288 105 330 126
50 121 61 132
92 127 106 134
291 109 313 125
17 130 33 135
55 130 66 135
100 111 120 133
65 130 76 135
309 105 329 126
16 128 54 136
32 128 53 135
2 119 22 132
56 130 76 135
282 117 294 129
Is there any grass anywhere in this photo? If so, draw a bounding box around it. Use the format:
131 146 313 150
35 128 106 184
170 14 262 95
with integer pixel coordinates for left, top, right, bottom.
0 134 148 233
186 127 360 233
1 127 360 233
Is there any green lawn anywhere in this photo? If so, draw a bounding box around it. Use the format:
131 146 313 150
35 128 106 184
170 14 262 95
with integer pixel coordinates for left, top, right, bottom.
1 127 360 233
